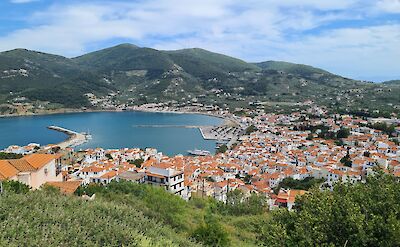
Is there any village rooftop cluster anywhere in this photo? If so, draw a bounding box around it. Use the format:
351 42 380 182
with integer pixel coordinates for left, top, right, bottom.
1 107 399 210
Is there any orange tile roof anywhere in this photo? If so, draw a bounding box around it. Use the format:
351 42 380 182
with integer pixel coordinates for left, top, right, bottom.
0 160 19 180
46 181 82 195
8 159 36 172
100 171 117 179
23 154 61 169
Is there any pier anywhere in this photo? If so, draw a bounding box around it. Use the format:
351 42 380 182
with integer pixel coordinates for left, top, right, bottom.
47 126 89 149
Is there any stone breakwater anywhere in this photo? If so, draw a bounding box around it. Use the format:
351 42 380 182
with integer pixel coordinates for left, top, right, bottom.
47 126 89 149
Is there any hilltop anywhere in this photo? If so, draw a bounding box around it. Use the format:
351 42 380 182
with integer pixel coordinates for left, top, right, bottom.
0 44 399 116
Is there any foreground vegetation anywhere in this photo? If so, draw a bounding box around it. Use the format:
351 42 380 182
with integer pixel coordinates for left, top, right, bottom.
260 173 400 246
0 173 399 246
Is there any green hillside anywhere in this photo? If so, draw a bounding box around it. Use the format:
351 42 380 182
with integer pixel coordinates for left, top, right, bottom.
253 60 329 76
383 80 400 85
74 44 175 73
0 180 267 247
0 49 113 108
0 186 199 246
1 173 399 246
0 44 399 116
166 48 260 79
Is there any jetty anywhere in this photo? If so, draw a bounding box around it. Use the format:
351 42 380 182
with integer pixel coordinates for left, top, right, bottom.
47 126 89 149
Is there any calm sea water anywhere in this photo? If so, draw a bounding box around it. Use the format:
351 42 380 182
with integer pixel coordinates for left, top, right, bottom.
0 111 223 156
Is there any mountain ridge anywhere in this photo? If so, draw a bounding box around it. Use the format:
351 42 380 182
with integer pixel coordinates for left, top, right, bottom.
0 43 399 116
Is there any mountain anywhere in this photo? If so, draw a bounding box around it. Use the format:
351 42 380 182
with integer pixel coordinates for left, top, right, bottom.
253 61 330 77
0 44 399 116
0 49 113 108
383 80 400 85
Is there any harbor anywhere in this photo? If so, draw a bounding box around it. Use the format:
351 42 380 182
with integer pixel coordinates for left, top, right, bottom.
47 126 90 149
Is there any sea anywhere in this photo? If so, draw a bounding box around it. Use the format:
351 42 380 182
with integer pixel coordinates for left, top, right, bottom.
0 111 223 156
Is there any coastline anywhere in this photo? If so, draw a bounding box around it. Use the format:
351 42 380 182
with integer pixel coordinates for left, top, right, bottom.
1 107 242 151
0 107 239 125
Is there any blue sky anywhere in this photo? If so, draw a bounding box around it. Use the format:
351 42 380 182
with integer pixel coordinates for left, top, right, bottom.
0 0 399 81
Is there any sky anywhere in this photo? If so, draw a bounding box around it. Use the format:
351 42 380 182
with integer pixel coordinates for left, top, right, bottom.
0 0 399 82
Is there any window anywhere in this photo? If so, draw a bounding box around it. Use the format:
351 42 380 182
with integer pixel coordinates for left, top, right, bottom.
44 168 48 175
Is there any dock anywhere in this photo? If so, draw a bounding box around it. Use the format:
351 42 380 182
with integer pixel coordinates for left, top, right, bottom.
47 126 89 149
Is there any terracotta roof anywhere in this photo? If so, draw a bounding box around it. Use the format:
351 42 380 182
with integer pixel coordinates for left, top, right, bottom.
100 171 117 179
8 159 36 172
81 166 106 173
23 154 60 169
0 160 19 180
46 181 82 195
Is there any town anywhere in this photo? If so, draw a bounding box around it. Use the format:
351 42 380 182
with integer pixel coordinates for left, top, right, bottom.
1 105 399 211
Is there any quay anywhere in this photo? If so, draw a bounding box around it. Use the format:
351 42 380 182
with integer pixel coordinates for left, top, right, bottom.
47 126 89 149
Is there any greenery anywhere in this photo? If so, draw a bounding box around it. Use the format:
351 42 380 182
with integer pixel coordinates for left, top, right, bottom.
1 180 30 194
259 173 400 247
192 209 230 247
216 144 228 154
214 190 266 216
105 153 113 160
245 125 257 135
340 154 353 167
0 152 23 160
0 184 198 246
336 127 350 139
1 44 399 116
129 158 144 168
369 122 396 136
75 181 264 246
2 173 400 246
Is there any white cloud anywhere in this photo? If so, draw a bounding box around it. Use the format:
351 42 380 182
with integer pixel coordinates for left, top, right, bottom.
376 0 400 13
0 0 398 80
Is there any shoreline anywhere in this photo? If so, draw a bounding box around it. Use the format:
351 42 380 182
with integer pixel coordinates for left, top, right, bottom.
1 107 242 151
0 107 240 126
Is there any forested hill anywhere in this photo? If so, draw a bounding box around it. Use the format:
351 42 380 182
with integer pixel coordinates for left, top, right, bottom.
0 44 399 116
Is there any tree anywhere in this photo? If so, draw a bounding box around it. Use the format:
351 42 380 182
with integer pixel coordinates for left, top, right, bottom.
0 152 23 160
129 158 144 168
340 154 352 167
216 144 228 154
245 125 257 135
259 173 400 246
105 153 113 160
337 127 350 139
1 180 30 194
192 210 230 247
214 189 266 216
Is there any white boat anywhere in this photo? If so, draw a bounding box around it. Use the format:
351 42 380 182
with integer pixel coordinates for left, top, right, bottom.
187 149 211 156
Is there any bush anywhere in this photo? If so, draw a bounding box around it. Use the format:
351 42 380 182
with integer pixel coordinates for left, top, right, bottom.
0 190 198 246
259 173 400 246
214 189 266 216
0 152 23 160
192 210 230 247
1 180 30 194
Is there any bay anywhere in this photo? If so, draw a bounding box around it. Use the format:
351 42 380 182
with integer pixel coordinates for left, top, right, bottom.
0 111 223 155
